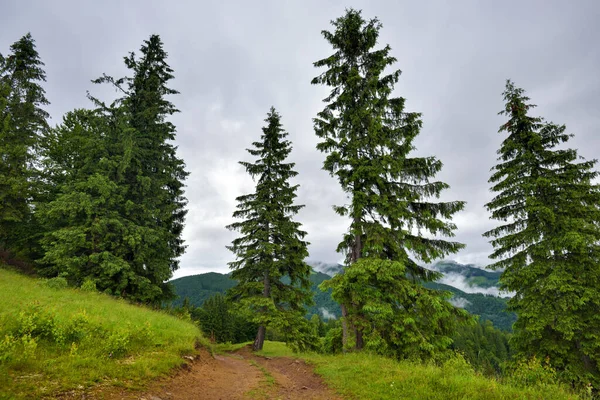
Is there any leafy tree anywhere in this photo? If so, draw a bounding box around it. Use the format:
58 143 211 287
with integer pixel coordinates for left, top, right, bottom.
88 34 188 302
0 33 49 261
227 107 313 351
484 80 600 385
312 8 467 356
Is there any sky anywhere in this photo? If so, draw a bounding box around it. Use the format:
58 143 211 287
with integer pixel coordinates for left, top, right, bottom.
2 0 599 279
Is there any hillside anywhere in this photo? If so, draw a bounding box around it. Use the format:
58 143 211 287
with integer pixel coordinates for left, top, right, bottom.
432 260 502 289
0 267 203 400
425 282 516 331
171 270 342 319
172 261 514 330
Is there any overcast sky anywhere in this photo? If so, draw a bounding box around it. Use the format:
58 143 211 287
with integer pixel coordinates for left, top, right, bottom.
2 0 599 278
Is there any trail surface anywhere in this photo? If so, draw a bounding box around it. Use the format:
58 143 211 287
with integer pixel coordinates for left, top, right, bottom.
65 346 342 400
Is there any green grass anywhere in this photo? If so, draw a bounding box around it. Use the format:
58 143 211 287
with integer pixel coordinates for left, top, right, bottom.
0 268 206 399
213 341 252 354
258 341 580 400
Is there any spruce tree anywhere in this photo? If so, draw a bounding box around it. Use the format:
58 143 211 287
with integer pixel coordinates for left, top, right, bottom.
313 9 467 357
37 107 153 298
92 35 188 301
0 33 49 261
484 80 600 385
227 107 313 351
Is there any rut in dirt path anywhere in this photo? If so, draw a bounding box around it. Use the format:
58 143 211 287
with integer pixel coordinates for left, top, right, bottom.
80 346 343 400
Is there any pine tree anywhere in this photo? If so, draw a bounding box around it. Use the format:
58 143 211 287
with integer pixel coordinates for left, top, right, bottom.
37 107 155 298
92 35 188 302
484 80 600 385
0 33 49 261
227 107 313 351
313 9 467 357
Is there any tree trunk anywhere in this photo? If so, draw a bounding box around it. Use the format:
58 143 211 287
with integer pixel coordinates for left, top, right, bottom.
340 303 349 352
350 217 363 351
253 271 271 351
356 327 364 350
253 325 266 351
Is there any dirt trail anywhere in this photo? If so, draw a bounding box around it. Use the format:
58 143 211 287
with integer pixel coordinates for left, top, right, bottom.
70 346 342 400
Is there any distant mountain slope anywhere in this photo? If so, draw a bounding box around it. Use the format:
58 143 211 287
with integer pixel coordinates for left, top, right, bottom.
432 260 502 289
171 272 236 307
171 261 515 331
424 282 515 331
171 270 341 320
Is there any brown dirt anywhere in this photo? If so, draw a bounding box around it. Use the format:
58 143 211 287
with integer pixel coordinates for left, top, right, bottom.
58 346 342 400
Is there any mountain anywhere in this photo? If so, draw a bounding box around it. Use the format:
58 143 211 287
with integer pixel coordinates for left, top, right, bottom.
170 272 236 307
170 270 341 320
171 260 515 331
424 282 515 331
431 260 502 290
306 260 344 276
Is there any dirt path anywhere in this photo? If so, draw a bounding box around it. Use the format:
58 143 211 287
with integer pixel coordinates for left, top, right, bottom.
72 346 342 400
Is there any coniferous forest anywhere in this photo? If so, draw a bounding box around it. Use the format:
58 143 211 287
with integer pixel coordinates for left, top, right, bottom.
2 6 600 396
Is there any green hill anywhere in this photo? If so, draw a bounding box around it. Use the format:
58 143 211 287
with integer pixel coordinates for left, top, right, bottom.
425 282 516 331
0 267 203 400
171 266 515 330
170 272 237 307
171 270 342 319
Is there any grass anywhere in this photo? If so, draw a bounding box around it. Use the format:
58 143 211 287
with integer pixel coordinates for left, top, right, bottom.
246 359 277 399
257 341 581 400
213 341 252 354
0 268 206 399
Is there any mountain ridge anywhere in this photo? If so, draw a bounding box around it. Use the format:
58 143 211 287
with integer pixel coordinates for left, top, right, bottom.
170 260 515 331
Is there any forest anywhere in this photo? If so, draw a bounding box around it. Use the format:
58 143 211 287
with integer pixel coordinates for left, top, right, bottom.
1 6 600 395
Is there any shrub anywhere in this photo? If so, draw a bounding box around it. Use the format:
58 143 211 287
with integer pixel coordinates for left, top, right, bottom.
45 277 68 290
80 279 97 292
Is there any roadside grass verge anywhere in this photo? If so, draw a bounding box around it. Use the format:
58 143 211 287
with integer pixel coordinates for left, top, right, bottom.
0 268 206 399
257 341 580 400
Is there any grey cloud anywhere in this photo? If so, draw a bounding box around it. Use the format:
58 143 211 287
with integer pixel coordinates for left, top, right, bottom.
2 0 599 278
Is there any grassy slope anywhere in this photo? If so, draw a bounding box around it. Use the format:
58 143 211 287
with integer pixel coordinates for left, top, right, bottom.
0 268 205 399
257 342 580 400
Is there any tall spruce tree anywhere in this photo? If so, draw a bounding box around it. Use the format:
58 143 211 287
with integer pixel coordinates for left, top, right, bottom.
227 108 313 351
313 9 467 357
0 33 49 261
91 35 189 301
484 80 600 385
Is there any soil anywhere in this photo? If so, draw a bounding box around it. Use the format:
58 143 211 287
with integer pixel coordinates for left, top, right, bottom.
58 346 343 400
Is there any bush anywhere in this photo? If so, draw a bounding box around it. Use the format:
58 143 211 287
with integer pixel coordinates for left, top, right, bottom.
321 326 343 354
45 277 68 290
505 356 557 388
80 279 97 292
104 330 130 358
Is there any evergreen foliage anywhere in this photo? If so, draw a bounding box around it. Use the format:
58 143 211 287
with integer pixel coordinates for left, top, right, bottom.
451 320 512 376
191 293 258 343
312 8 468 356
0 33 49 261
37 108 160 299
227 107 313 351
92 34 188 301
484 80 600 386
37 35 187 303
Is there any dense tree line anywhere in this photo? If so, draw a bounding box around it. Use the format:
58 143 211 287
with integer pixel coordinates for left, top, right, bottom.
2 7 600 390
0 34 188 303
